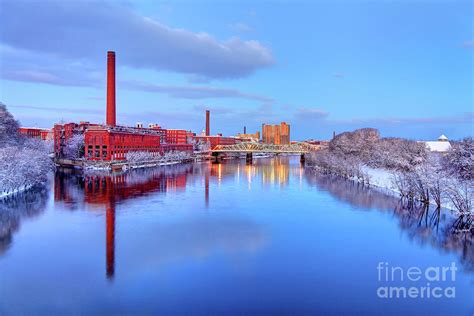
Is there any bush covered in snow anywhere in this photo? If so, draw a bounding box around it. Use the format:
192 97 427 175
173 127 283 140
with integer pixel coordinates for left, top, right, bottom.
0 104 53 197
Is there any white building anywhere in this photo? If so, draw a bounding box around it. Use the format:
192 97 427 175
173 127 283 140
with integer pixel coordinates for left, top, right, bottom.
423 134 452 153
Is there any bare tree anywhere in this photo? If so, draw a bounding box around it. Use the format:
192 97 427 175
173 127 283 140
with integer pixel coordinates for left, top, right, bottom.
446 178 473 215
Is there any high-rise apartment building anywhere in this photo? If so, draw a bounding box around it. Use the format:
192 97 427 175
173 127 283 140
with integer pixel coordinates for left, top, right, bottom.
262 122 290 145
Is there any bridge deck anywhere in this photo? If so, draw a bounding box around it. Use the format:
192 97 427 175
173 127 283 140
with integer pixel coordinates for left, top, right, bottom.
211 142 320 154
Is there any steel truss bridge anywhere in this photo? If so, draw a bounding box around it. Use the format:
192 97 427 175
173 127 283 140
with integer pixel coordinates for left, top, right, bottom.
211 142 321 154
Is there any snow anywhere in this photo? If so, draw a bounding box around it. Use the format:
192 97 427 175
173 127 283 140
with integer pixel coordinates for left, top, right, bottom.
424 141 451 153
361 165 462 211
362 166 394 191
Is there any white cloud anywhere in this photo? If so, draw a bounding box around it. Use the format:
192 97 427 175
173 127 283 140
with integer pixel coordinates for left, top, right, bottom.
1 0 274 79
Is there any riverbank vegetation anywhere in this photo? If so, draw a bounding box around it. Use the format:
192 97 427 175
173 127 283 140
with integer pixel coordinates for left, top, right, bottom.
0 104 53 197
308 128 473 214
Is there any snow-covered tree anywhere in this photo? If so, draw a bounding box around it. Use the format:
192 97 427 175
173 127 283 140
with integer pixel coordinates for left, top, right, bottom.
444 137 474 180
330 128 379 161
372 137 428 171
0 142 52 195
62 133 84 159
0 104 53 196
0 103 22 147
190 139 211 152
445 178 473 214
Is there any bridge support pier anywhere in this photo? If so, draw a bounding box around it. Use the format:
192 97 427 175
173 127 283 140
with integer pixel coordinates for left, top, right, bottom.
211 152 222 163
246 152 253 164
300 153 305 164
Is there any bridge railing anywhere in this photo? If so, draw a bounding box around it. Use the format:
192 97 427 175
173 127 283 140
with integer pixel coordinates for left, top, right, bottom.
211 142 321 153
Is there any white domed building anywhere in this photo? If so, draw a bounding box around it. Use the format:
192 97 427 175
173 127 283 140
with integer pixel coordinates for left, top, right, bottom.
423 134 452 153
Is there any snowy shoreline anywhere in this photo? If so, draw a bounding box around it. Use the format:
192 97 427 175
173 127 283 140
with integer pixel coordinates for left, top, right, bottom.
83 159 192 171
308 164 462 213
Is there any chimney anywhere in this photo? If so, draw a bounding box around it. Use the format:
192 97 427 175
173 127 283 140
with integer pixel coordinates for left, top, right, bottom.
205 110 210 136
106 51 116 126
244 126 246 134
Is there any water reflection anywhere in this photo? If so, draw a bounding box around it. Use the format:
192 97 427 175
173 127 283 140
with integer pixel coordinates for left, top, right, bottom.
53 163 269 279
0 188 49 255
55 165 193 280
305 171 474 271
1 157 473 314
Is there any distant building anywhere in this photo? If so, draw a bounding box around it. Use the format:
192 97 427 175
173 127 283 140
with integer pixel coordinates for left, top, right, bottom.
262 122 290 145
422 134 452 153
165 129 188 144
236 131 260 142
19 127 52 141
303 139 330 148
193 135 242 149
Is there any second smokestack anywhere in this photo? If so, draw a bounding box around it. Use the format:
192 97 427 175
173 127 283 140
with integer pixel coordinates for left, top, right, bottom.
106 51 116 126
205 110 210 136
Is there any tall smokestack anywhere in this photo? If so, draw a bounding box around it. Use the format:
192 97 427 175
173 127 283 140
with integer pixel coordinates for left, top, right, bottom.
106 51 116 126
205 110 210 136
244 126 246 134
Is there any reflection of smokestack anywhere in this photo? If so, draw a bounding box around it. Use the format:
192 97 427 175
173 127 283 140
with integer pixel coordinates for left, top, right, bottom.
106 51 116 126
205 172 209 208
106 201 115 280
244 126 246 134
205 110 210 136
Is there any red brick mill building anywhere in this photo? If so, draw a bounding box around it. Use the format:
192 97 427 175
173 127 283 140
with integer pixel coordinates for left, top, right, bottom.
53 51 192 162
52 51 245 162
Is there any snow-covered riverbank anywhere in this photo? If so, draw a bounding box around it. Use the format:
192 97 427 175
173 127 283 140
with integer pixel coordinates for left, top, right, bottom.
307 128 473 214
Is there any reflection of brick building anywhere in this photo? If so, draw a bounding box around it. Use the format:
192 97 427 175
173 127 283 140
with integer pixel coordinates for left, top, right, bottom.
262 122 290 145
54 167 189 279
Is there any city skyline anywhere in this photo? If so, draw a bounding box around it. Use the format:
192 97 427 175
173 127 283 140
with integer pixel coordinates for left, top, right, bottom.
0 0 472 140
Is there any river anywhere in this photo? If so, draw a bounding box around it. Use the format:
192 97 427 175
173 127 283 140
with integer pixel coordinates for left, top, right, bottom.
0 157 472 315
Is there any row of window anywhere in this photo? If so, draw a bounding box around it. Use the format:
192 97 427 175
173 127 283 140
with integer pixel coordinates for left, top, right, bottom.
86 145 161 159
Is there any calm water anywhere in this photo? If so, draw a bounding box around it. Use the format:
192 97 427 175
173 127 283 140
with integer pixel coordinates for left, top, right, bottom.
0 157 473 315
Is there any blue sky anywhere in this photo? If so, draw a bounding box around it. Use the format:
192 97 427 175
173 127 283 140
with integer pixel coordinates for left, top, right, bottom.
0 0 472 140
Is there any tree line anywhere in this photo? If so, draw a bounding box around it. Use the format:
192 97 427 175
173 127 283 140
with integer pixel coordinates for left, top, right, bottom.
308 128 473 214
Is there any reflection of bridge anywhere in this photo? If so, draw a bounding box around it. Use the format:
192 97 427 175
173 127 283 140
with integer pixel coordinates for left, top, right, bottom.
211 142 321 163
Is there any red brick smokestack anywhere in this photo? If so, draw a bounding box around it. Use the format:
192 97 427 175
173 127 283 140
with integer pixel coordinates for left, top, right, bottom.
106 51 116 126
205 110 210 136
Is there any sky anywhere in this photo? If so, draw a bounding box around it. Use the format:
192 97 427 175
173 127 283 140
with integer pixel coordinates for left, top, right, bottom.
0 0 472 140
